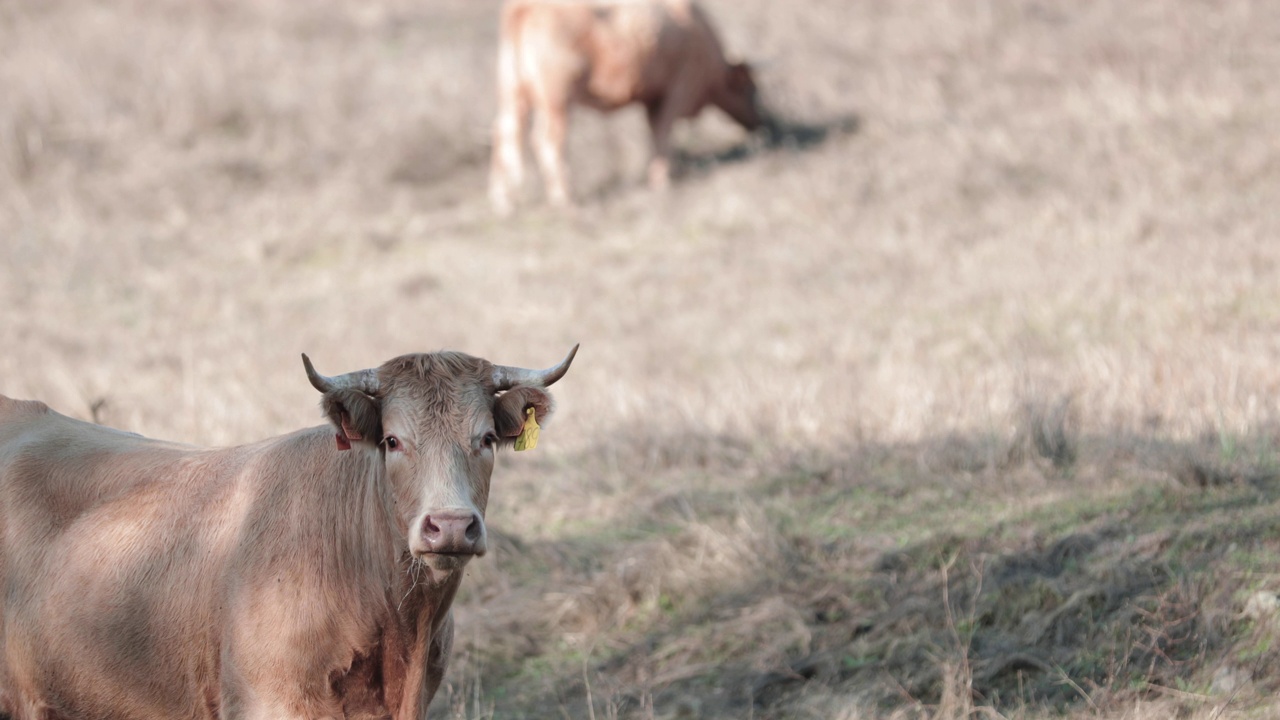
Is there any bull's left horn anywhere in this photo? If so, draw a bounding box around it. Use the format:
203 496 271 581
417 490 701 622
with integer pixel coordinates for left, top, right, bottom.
301 354 380 395
492 344 579 390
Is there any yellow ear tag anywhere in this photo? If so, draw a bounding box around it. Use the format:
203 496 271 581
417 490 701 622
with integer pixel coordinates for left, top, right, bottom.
514 407 540 452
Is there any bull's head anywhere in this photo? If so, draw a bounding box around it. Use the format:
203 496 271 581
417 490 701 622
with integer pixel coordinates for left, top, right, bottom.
300 345 578 574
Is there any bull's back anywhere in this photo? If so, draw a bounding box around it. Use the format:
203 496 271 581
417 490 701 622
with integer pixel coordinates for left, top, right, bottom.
0 397 244 719
0 396 194 534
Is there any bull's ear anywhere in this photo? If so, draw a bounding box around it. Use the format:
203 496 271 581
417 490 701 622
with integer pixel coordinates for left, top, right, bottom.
319 389 383 451
494 387 554 441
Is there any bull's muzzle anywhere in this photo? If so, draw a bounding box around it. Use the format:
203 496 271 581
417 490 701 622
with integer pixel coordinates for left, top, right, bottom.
419 511 486 558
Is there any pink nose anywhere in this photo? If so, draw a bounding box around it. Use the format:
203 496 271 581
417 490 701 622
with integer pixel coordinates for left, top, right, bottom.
420 512 484 555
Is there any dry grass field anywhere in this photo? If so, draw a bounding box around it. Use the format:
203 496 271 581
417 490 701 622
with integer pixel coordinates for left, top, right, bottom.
4 0 1280 717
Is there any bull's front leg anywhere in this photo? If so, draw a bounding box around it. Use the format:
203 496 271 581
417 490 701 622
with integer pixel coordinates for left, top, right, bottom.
422 611 454 710
391 607 455 720
218 658 348 720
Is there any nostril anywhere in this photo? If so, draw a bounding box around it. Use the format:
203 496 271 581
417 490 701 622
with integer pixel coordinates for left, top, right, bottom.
423 516 442 539
464 515 482 543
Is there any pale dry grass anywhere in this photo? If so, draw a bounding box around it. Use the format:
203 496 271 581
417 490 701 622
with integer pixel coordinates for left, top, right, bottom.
3 0 1280 717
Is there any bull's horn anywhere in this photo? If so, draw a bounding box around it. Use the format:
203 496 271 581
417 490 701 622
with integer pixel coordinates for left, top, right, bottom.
301 354 380 395
492 344 579 390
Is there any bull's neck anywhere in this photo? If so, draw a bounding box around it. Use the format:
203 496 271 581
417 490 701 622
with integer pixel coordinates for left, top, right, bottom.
328 439 403 579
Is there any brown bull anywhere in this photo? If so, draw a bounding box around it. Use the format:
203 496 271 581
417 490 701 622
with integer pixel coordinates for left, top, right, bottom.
0 345 577 719
488 0 772 213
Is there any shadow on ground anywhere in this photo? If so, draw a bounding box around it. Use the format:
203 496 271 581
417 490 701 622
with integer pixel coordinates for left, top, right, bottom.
675 113 861 177
442 420 1280 718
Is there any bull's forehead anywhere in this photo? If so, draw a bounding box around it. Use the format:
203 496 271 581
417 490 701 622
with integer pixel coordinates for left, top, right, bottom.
377 352 495 440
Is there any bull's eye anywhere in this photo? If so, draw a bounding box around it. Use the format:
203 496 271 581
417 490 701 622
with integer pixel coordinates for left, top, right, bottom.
481 431 499 449
383 435 401 451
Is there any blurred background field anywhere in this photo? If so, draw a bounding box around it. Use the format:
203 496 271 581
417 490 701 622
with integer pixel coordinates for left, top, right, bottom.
3 0 1280 717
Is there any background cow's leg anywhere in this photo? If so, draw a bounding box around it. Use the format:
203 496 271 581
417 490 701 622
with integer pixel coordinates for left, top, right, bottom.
489 86 529 216
644 98 673 192
645 83 700 192
531 95 572 208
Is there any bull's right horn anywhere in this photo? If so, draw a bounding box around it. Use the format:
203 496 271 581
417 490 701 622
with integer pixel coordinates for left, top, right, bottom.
492 344 579 391
301 354 381 395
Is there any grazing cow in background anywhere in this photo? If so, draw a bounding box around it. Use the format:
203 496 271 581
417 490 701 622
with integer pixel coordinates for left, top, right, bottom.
489 0 776 213
0 345 578 720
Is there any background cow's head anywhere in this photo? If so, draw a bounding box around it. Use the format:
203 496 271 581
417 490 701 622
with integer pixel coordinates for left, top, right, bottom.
715 60 775 136
301 346 578 574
